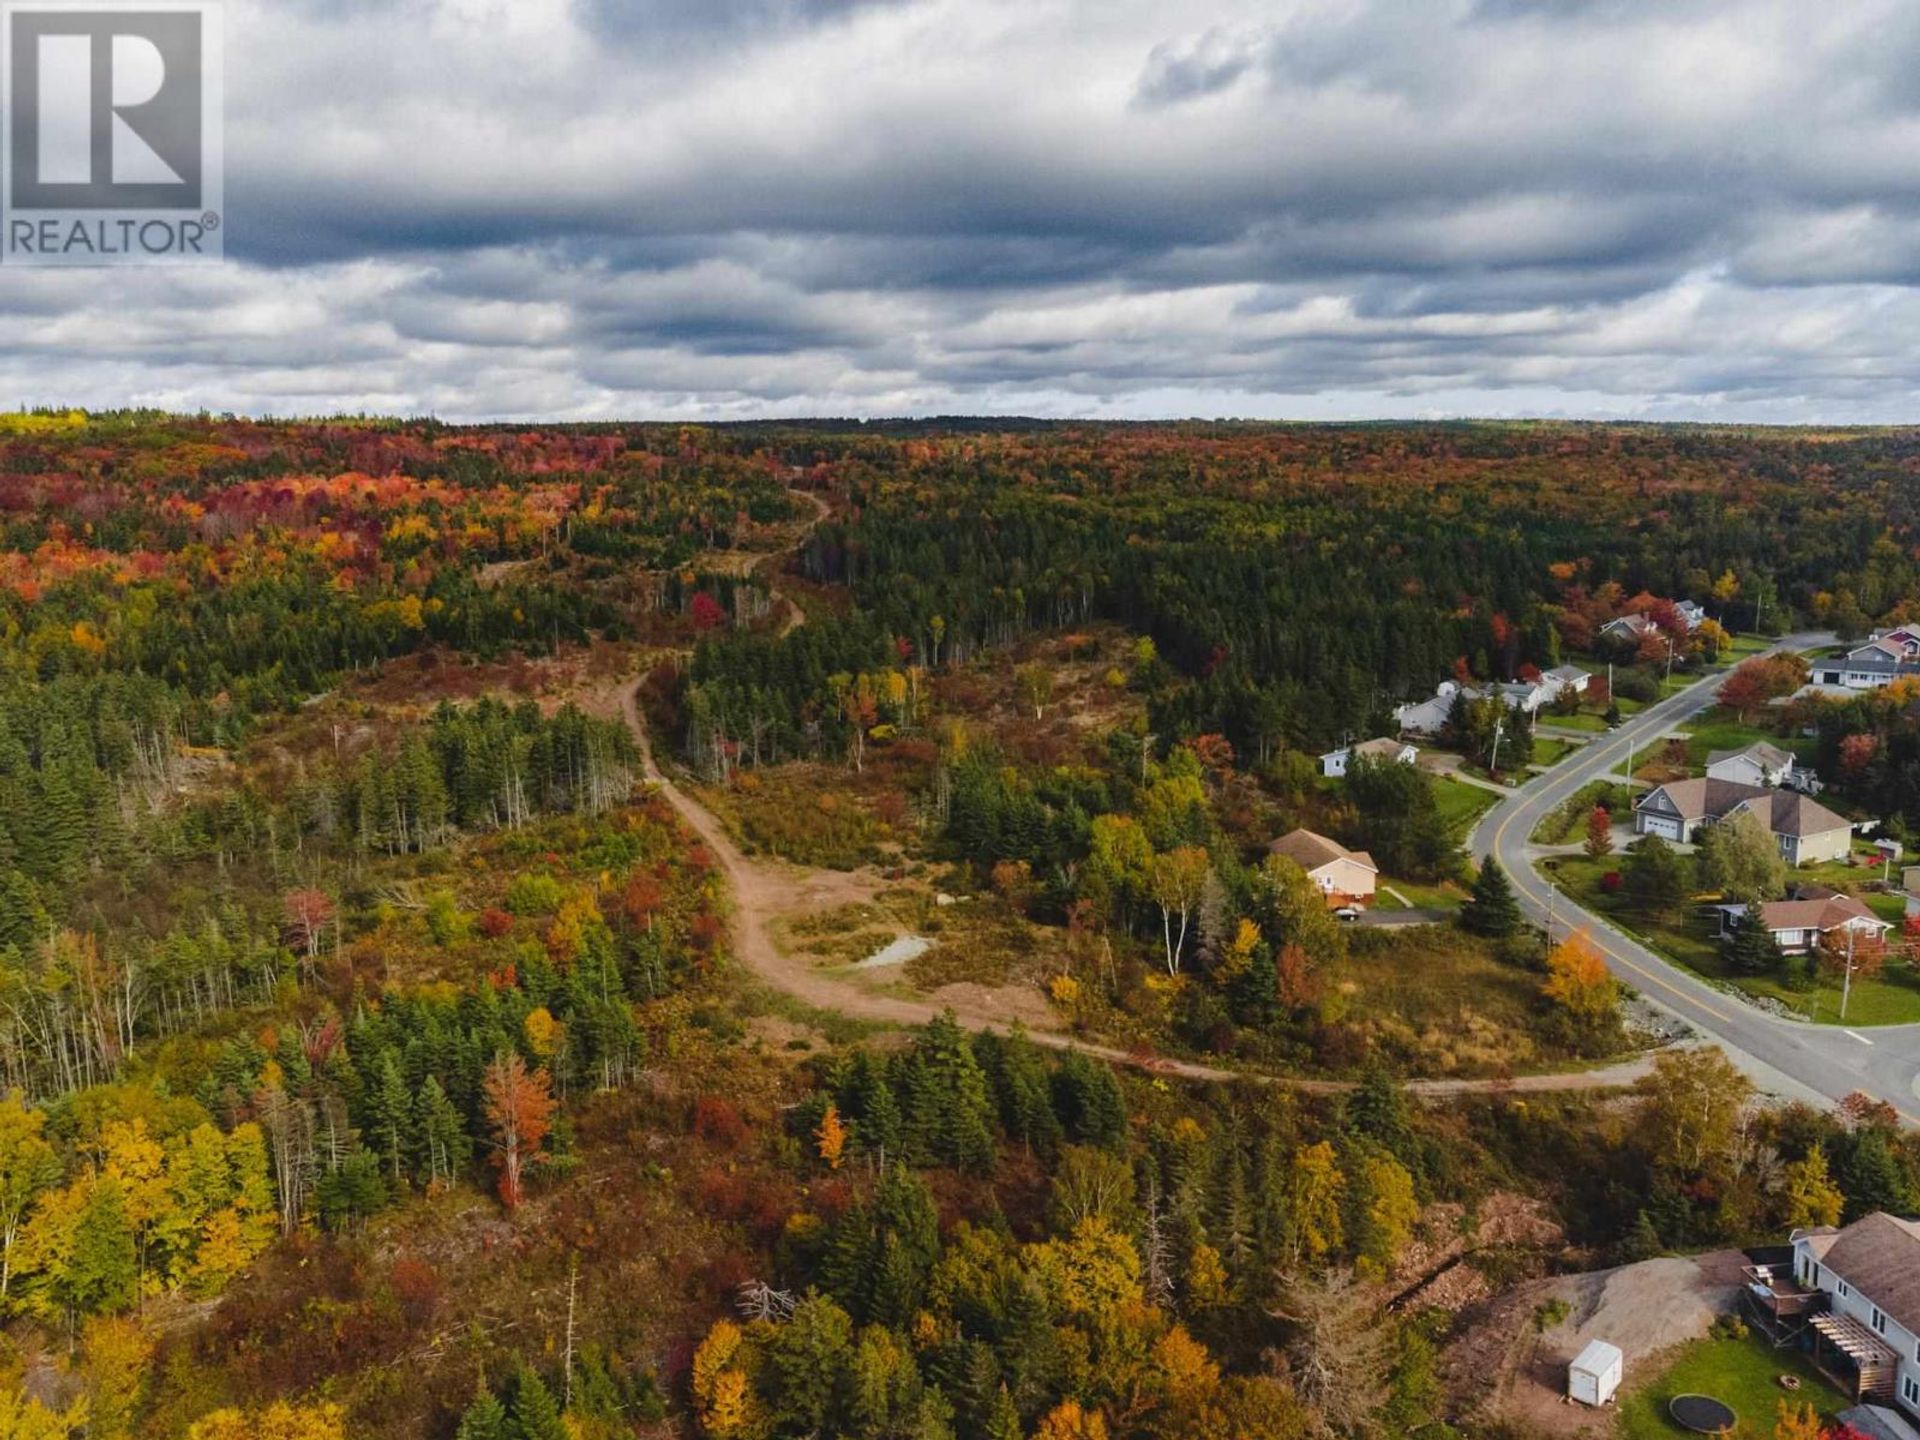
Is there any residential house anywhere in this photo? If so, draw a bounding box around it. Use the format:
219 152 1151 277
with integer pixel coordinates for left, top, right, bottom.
1393 670 1581 737
1268 829 1378 909
1904 866 1920 920
1705 741 1798 789
1598 602 1704 646
1743 1213 1920 1414
1599 613 1659 644
1714 892 1892 955
1320 737 1418 778
1812 629 1920 691
1542 663 1593 699
1633 778 1854 864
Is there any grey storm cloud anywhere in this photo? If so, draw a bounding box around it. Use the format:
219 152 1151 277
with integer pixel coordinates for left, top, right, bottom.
6 0 1920 420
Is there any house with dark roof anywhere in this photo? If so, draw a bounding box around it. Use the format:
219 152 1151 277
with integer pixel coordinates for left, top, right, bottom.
1812 629 1920 691
1634 778 1855 865
1268 829 1377 910
1714 893 1892 955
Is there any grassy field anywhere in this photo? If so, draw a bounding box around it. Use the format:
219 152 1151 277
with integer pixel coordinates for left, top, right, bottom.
1531 781 1640 845
1678 711 1815 768
1544 854 1920 1025
1541 712 1612 733
1375 876 1470 911
1532 736 1577 768
1617 1335 1836 1440
1333 925 1626 1076
1435 778 1502 838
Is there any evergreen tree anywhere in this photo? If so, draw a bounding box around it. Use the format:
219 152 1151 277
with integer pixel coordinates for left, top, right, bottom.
510 1369 568 1440
1724 912 1789 979
455 1383 510 1440
1460 858 1521 938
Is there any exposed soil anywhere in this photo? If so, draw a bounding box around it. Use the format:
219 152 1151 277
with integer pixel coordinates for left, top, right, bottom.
1442 1250 1748 1437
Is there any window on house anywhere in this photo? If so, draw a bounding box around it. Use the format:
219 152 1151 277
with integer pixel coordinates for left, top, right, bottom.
1871 1306 1886 1335
1838 1279 1852 1298
1905 1375 1920 1407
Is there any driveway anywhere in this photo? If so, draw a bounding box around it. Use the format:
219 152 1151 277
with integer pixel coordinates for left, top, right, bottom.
1470 634 1920 1124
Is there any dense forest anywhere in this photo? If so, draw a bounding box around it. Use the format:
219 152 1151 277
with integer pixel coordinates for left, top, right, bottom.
0 413 1915 1439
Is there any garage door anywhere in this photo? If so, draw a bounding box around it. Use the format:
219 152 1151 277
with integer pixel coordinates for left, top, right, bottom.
1640 815 1682 841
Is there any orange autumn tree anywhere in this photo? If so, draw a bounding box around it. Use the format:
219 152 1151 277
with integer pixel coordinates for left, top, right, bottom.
482 1052 554 1209
1542 930 1620 1050
814 1103 848 1171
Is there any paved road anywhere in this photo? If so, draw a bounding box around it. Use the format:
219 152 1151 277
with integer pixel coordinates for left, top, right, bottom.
1470 635 1920 1124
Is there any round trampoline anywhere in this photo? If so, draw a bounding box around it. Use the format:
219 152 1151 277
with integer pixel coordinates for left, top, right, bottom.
1669 1395 1737 1434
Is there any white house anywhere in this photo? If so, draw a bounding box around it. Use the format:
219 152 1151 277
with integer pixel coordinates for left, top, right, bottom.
1675 600 1707 631
1268 829 1378 910
1705 741 1798 789
1782 1214 1920 1415
1633 779 1854 865
1811 629 1920 691
1715 893 1892 956
1394 671 1578 737
1320 737 1418 778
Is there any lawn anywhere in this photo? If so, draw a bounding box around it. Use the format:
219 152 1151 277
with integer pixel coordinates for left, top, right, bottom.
1678 711 1815 769
1617 1334 1837 1440
1531 781 1640 845
1532 736 1577 768
1435 778 1502 838
1375 876 1469 912
1541 711 1612 733
1543 855 1920 1026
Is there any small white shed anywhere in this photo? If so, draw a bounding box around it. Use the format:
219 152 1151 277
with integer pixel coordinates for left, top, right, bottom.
1568 1339 1623 1407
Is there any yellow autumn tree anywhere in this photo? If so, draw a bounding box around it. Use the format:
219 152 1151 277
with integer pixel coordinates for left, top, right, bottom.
79 1314 151 1440
1034 1399 1110 1440
523 1006 564 1059
1781 1146 1844 1230
1185 1241 1229 1309
0 1388 88 1439
691 1318 759 1438
185 1400 346 1440
1356 1154 1419 1278
1285 1141 1346 1264
814 1104 848 1171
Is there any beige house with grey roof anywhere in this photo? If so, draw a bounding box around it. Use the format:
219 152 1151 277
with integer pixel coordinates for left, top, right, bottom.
1634 778 1854 865
1268 828 1377 909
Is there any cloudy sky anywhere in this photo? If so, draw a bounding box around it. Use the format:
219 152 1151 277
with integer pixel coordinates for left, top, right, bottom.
6 0 1920 421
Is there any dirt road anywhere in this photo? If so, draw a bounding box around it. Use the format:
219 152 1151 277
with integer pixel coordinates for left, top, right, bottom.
614 486 1670 1099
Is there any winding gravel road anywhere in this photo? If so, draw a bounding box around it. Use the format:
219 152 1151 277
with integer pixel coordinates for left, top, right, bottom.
1470 634 1920 1124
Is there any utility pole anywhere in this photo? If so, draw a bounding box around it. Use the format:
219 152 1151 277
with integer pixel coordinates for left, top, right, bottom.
1664 634 1677 684
1840 926 1856 1022
1489 717 1504 778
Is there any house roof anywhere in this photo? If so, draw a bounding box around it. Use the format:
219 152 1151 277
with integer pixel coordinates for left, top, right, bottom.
1545 665 1591 684
1753 894 1888 935
1352 737 1412 760
1706 741 1794 771
1268 828 1376 875
1602 614 1656 636
1638 779 1851 838
1799 1214 1920 1335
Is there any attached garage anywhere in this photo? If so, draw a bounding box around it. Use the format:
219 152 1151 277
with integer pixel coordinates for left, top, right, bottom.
1637 813 1684 842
